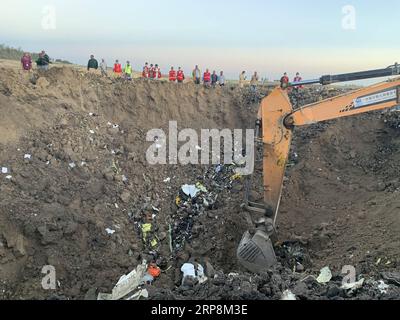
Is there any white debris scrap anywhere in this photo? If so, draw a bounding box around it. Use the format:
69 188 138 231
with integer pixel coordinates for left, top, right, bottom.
341 278 365 291
1 167 8 174
316 266 332 284
68 162 76 168
105 228 115 235
163 177 171 183
24 154 32 159
281 290 297 300
181 263 208 285
377 280 389 294
181 184 200 198
5 175 12 180
89 129 95 134
97 261 148 300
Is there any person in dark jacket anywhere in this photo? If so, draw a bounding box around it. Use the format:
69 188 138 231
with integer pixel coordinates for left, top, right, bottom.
36 52 49 71
211 70 218 87
87 55 99 73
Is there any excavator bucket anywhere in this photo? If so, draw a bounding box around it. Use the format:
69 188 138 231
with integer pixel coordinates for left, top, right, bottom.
238 88 293 273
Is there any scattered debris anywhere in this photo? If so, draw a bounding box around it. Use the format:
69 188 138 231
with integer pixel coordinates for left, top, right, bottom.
377 280 389 294
97 261 148 300
281 290 297 300
316 266 332 284
105 228 115 235
341 278 364 292
1 167 8 174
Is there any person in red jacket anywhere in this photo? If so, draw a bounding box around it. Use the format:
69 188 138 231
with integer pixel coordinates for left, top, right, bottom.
169 67 177 82
149 64 154 79
157 64 162 79
177 67 185 83
203 68 211 86
113 60 122 77
293 72 303 91
280 72 289 89
142 62 149 78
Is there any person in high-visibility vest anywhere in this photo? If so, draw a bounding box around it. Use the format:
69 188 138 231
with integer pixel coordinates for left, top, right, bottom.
113 60 122 78
169 67 177 82
149 64 154 79
156 64 162 79
124 61 133 80
177 67 185 83
203 69 211 86
142 62 149 78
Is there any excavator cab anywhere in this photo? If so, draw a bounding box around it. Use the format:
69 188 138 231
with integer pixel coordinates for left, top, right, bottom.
238 63 400 274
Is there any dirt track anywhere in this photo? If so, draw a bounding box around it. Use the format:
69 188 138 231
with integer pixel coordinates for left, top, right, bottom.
0 60 399 300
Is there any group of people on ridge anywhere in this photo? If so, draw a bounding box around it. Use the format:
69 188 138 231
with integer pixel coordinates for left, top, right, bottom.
20 50 50 72
20 51 304 91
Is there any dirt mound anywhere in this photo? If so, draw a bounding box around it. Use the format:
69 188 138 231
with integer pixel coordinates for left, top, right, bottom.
0 64 399 300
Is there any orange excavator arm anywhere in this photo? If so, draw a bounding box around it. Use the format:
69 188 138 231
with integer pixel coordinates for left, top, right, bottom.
238 63 400 273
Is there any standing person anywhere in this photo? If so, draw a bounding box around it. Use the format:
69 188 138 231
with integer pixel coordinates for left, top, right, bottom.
41 50 50 70
36 52 48 71
239 71 246 88
293 72 303 91
280 72 289 88
250 71 259 92
142 62 149 78
87 55 99 73
218 71 225 86
156 64 162 79
100 58 108 77
113 60 122 77
203 69 211 87
123 61 133 80
177 67 185 83
21 52 32 72
211 70 218 87
169 67 177 82
192 65 201 84
149 64 154 79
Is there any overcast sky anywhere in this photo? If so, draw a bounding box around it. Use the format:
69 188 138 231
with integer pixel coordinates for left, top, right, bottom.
1 0 399 81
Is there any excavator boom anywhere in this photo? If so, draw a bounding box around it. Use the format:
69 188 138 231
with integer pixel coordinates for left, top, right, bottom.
238 64 400 273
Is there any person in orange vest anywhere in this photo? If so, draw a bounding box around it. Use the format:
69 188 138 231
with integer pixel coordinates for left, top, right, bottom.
142 62 149 78
203 68 211 87
156 64 162 79
169 67 177 82
177 67 185 83
280 72 289 89
149 64 154 79
113 60 122 77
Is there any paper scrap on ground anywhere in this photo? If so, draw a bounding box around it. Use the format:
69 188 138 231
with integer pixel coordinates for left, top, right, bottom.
181 184 200 198
281 290 297 300
341 278 365 291
2 167 8 174
316 266 332 284
105 228 115 235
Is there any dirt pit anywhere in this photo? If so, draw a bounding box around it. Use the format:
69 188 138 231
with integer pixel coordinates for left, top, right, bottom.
0 62 399 300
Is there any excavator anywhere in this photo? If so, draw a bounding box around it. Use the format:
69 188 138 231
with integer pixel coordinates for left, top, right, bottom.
237 63 400 273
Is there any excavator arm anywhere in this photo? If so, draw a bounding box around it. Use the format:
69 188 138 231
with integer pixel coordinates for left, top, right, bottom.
238 63 400 273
